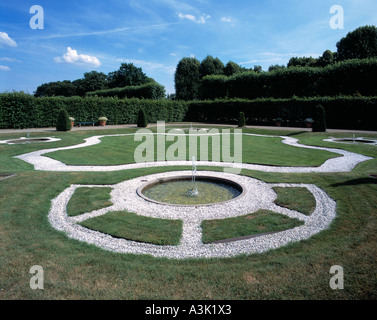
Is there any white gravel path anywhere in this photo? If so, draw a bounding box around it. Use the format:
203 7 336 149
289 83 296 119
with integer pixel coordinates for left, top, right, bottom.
324 137 377 146
14 132 373 259
0 136 61 145
48 171 337 259
14 132 373 173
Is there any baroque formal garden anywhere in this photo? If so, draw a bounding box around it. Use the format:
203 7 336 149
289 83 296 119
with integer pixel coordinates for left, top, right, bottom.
0 121 376 299
1 24 377 299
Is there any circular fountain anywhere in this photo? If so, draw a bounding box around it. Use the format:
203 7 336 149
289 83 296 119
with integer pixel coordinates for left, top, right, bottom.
0 136 61 145
137 176 243 206
336 138 376 144
137 155 243 206
324 135 377 146
48 170 338 258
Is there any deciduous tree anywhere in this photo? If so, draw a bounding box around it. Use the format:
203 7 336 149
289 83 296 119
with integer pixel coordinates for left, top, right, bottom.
107 63 148 88
336 25 377 61
174 57 201 100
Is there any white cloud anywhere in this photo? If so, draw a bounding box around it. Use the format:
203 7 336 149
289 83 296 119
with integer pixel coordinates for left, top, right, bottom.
0 32 17 47
0 65 11 71
0 57 21 63
178 13 210 24
221 17 232 23
239 51 323 68
54 47 101 67
263 52 321 58
115 57 176 75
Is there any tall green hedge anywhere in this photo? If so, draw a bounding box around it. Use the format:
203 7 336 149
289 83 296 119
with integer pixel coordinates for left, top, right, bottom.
312 105 327 132
56 109 72 131
186 96 376 130
137 109 148 128
238 111 246 127
86 82 166 99
198 58 377 100
199 75 228 100
0 93 188 129
0 92 375 130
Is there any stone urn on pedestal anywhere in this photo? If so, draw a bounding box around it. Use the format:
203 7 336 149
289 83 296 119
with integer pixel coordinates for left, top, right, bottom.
69 117 75 128
98 116 108 126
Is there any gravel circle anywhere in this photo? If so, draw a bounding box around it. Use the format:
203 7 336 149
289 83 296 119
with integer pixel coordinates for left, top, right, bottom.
0 136 61 145
15 131 370 258
48 171 337 259
324 137 377 146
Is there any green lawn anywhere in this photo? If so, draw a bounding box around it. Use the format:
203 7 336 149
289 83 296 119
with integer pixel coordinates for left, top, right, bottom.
273 186 316 215
67 187 113 217
201 210 305 243
79 211 183 245
0 126 376 300
44 131 339 167
201 186 316 243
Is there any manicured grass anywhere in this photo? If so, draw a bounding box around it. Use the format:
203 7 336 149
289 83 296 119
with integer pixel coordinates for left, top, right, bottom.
201 209 305 243
79 211 183 245
201 186 315 243
273 186 316 215
44 132 339 167
68 184 310 245
240 134 338 167
67 187 113 217
0 126 376 300
0 127 139 173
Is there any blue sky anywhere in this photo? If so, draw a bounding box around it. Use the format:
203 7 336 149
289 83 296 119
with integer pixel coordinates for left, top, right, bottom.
1 0 377 95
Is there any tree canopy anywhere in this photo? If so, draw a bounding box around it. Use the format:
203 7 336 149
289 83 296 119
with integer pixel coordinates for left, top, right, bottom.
223 61 243 76
73 71 107 96
34 80 76 97
34 63 153 97
200 55 224 78
107 63 148 88
336 25 377 60
174 57 201 100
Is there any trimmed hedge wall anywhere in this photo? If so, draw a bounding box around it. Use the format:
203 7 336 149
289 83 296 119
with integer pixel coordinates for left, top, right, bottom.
0 93 375 130
199 59 377 100
86 82 166 99
186 97 377 130
0 93 188 129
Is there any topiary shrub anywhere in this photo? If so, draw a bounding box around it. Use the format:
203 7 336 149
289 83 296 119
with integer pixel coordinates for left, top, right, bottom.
56 109 72 131
238 111 246 127
137 109 147 128
312 104 327 132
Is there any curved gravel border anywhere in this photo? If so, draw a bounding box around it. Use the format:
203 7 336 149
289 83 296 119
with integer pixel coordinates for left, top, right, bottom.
324 137 377 146
14 132 374 173
16 131 370 258
48 171 337 259
0 136 61 145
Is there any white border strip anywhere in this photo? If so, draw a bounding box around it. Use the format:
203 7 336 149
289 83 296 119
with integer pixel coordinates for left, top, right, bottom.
14 133 373 173
48 171 337 259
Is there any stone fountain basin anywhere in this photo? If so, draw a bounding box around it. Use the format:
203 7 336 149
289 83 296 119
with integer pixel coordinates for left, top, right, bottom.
0 137 61 144
137 175 244 206
324 137 377 145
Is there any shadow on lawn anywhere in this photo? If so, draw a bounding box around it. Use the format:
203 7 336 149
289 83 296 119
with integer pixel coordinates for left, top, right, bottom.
286 131 311 136
0 173 17 181
330 176 377 187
